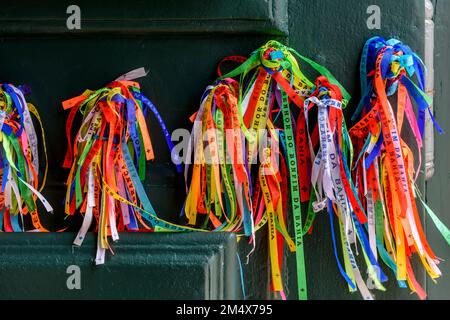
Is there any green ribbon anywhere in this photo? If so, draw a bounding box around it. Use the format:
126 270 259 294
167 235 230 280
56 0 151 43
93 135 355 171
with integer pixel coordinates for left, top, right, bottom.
280 89 307 300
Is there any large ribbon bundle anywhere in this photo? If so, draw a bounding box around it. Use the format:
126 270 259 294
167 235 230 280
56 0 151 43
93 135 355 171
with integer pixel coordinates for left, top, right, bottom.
62 71 194 264
0 84 52 232
184 40 350 299
350 37 450 299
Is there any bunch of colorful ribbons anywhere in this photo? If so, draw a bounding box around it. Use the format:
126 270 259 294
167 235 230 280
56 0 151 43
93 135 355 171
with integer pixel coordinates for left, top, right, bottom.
57 41 449 298
0 84 51 232
184 40 351 299
184 78 255 234
62 71 195 264
184 38 449 300
303 76 388 300
349 37 449 299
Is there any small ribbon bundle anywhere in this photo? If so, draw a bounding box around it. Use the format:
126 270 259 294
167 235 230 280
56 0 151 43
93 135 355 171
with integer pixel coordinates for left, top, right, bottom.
184 40 349 299
184 79 255 235
304 77 388 300
184 77 293 297
63 70 190 264
0 84 52 232
350 37 449 299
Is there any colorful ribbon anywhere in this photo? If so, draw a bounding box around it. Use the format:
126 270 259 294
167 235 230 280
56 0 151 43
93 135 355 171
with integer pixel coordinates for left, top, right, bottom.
350 37 449 299
184 40 349 299
0 84 52 232
63 70 198 264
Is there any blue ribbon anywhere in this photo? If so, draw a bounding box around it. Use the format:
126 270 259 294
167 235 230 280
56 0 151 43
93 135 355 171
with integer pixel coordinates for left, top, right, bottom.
3 84 25 137
328 199 357 290
132 91 183 173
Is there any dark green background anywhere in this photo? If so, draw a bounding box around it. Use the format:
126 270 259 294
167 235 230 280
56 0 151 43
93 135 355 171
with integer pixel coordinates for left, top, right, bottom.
0 0 448 300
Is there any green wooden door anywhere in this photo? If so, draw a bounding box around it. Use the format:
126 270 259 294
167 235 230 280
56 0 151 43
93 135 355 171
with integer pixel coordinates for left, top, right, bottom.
426 0 450 300
0 0 443 300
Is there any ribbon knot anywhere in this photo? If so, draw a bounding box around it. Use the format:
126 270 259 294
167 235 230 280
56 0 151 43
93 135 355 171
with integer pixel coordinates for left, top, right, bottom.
391 54 415 77
260 41 291 72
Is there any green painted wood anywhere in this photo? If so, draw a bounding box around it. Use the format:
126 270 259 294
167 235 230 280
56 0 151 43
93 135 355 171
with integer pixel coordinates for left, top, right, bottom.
0 232 240 299
426 0 450 300
0 0 288 36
